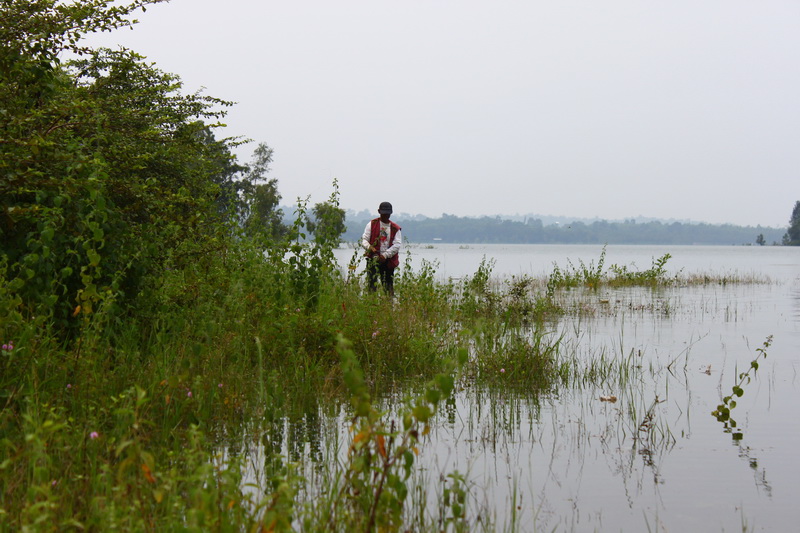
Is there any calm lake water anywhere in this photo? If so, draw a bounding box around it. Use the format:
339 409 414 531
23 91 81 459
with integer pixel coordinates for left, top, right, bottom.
319 245 800 530
336 242 800 282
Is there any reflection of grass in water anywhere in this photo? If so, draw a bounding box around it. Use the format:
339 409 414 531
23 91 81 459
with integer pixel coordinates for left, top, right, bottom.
415 328 682 531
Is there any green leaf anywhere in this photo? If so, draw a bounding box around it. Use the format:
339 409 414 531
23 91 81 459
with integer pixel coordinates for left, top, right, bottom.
425 387 441 405
115 439 134 458
403 449 414 470
87 248 101 267
457 347 468 365
412 404 432 423
436 374 455 397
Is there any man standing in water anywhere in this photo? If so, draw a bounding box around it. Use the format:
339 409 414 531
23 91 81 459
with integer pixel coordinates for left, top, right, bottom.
361 201 402 296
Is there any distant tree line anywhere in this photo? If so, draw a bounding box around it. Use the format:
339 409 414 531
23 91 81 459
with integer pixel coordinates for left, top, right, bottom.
344 214 787 246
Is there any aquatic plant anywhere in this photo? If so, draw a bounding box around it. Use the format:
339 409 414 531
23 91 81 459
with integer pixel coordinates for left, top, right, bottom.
608 252 675 286
712 335 773 440
458 257 499 319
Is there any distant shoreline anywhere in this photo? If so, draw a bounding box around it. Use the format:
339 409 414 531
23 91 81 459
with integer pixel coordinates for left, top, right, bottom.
341 215 786 246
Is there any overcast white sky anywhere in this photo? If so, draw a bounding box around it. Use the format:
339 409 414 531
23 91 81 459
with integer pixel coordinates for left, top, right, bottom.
86 0 799 227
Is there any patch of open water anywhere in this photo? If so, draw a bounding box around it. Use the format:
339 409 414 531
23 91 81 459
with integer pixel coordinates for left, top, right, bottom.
417 280 800 531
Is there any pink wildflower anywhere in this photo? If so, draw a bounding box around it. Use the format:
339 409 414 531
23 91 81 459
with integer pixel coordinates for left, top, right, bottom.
500 368 506 374
90 431 99 439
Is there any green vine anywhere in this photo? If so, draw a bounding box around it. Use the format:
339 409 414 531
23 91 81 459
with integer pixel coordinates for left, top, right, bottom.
712 335 772 440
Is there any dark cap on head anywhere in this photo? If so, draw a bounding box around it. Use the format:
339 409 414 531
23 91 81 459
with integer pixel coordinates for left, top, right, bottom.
378 201 393 215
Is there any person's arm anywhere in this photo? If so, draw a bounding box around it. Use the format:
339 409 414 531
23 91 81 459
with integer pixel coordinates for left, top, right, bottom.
383 229 402 258
361 222 374 253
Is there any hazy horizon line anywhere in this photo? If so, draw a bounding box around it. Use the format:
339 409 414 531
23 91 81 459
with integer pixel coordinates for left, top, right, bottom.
333 207 787 230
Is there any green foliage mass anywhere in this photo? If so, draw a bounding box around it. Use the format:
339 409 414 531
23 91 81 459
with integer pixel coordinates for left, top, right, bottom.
307 181 347 246
1 0 241 333
0 0 298 337
238 143 291 242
